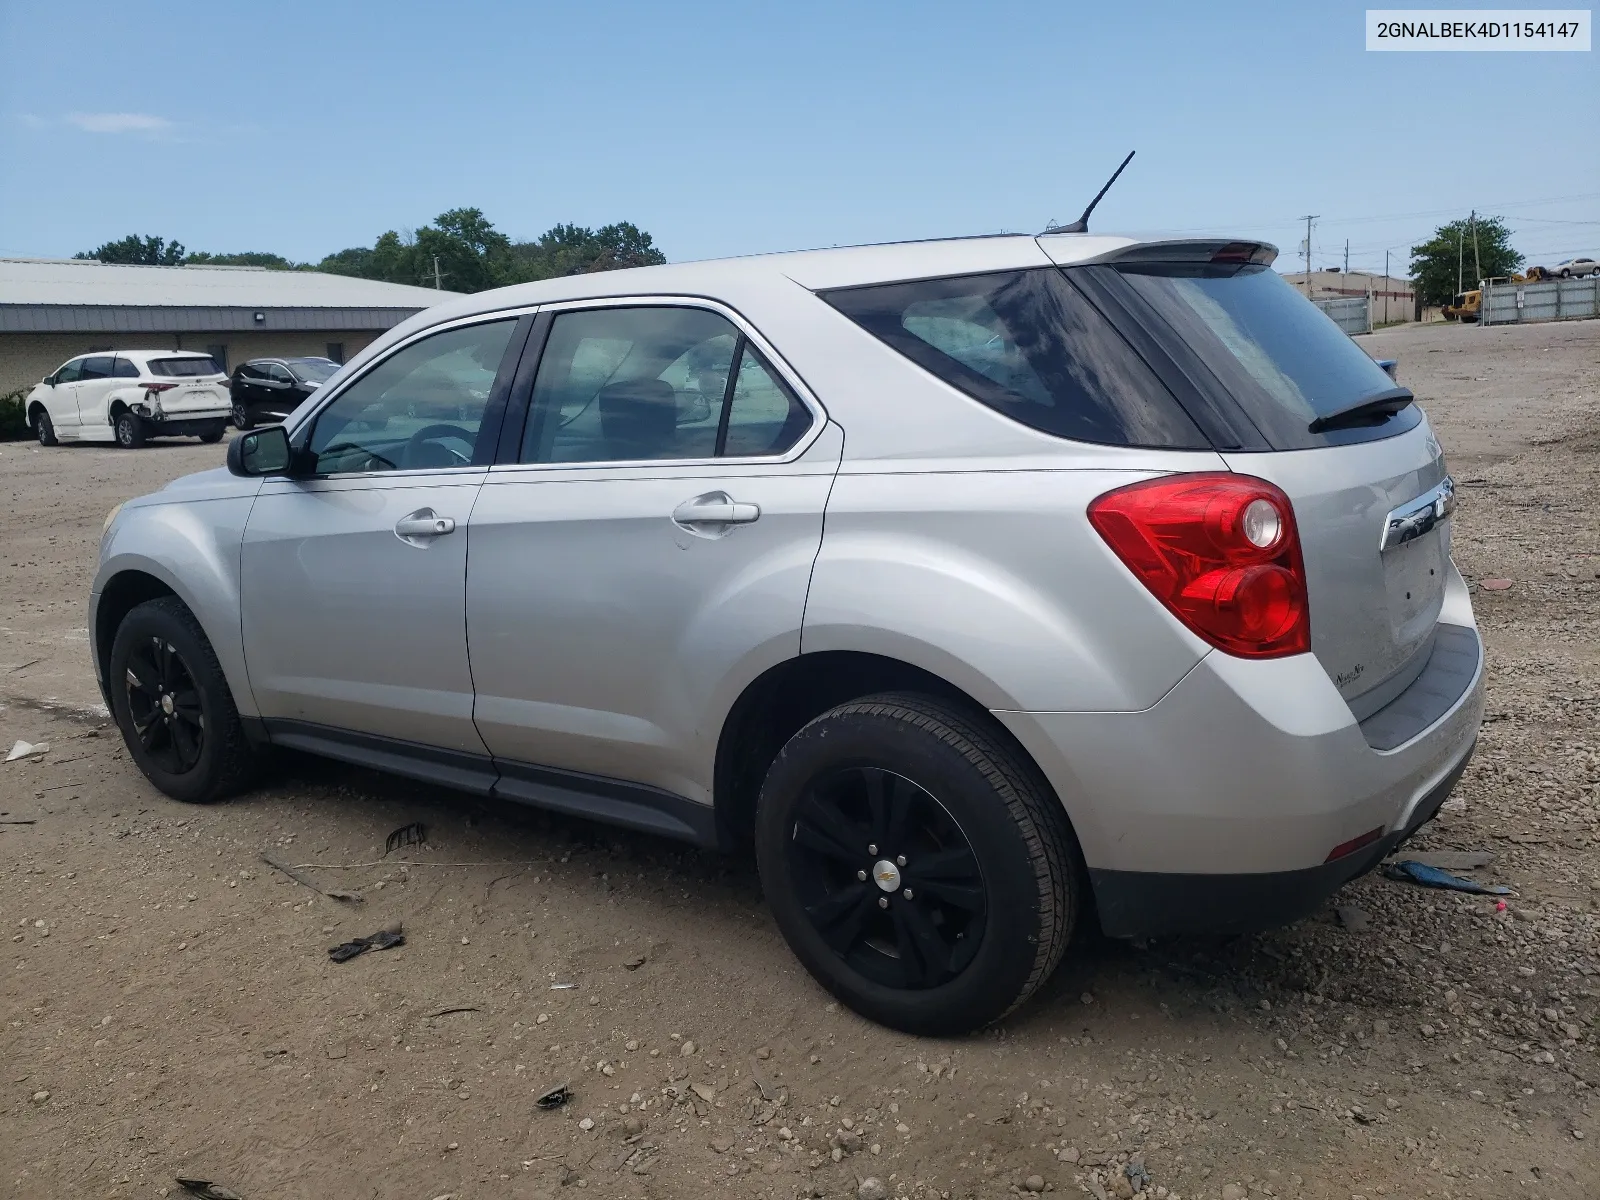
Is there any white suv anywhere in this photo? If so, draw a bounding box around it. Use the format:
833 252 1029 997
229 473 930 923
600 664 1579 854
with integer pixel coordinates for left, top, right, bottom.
28 350 231 447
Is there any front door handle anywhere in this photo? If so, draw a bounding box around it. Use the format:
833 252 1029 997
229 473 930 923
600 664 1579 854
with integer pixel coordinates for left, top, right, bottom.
394 508 457 543
672 492 761 528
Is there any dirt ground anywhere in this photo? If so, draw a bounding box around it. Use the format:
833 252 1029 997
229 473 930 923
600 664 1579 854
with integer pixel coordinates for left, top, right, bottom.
2 318 1597 1200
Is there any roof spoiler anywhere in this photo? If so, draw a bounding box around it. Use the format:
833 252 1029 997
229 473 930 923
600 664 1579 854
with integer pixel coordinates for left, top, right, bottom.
1049 238 1279 268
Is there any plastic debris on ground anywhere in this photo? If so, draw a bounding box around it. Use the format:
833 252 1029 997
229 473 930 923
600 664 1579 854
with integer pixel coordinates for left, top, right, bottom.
6 740 49 762
384 821 427 855
1382 859 1514 895
176 1180 243 1200
536 1083 573 1110
1383 850 1493 871
328 924 405 963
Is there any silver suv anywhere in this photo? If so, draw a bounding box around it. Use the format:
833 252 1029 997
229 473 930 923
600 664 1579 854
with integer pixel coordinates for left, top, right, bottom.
92 233 1484 1034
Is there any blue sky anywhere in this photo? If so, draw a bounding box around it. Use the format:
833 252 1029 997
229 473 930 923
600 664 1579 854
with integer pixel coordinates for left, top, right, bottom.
1 0 1595 277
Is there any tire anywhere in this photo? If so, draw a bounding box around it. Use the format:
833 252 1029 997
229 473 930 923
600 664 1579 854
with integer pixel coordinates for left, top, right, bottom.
108 596 258 804
33 408 58 446
199 421 226 444
114 411 146 448
1560 269 1571 279
232 401 253 431
755 692 1079 1035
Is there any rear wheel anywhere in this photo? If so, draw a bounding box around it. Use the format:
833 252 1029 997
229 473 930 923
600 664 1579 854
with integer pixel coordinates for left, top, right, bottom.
108 597 258 803
755 692 1079 1035
199 421 225 444
231 400 253 431
114 411 145 448
33 408 58 446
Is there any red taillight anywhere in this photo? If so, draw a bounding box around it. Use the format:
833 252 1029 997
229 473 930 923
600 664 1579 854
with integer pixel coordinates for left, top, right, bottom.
1324 826 1384 863
1088 472 1311 658
142 381 178 393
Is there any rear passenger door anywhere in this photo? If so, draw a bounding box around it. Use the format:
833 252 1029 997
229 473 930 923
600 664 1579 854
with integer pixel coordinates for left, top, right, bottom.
467 302 840 809
74 356 120 430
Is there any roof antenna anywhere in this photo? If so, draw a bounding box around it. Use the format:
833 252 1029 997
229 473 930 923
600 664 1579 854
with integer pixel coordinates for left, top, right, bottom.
1042 150 1135 235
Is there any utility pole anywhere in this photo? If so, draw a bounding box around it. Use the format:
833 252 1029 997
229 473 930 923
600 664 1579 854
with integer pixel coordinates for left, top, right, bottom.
1469 209 1481 285
1384 248 1391 325
1344 238 1350 275
1456 225 1464 297
432 255 444 290
1300 215 1318 296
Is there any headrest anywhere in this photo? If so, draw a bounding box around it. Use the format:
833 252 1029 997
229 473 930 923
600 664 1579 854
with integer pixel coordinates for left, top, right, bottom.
598 378 677 459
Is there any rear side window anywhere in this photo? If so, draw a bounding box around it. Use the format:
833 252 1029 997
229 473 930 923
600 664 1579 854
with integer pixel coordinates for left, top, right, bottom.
821 269 1206 449
1109 263 1419 449
112 357 139 378
148 357 221 378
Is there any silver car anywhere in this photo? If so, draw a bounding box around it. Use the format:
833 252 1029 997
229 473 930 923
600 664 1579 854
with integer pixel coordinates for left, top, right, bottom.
91 233 1483 1034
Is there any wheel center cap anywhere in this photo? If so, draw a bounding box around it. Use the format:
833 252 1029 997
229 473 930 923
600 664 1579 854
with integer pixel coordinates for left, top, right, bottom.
161 694 174 715
871 860 901 893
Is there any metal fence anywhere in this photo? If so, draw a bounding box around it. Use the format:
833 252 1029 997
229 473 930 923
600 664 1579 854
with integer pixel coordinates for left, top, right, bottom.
1482 276 1600 325
1314 295 1372 336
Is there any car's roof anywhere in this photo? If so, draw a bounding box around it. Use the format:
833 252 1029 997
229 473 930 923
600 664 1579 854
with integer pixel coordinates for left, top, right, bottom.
408 232 1138 323
66 349 214 360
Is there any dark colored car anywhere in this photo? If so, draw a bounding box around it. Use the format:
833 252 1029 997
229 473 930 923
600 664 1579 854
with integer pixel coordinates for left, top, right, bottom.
228 357 341 430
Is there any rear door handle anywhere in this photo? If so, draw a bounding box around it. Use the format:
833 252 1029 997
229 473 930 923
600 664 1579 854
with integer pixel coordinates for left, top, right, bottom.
672 492 760 528
395 508 457 542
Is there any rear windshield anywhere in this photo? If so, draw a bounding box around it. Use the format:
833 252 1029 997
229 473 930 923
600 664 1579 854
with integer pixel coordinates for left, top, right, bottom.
287 358 339 383
1109 263 1417 450
820 269 1208 449
147 357 222 378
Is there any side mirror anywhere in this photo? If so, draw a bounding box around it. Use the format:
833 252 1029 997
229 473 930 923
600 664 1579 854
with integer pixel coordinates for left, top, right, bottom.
227 425 293 477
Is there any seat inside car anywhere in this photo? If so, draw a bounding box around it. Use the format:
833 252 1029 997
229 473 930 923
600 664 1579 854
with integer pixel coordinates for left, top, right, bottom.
598 378 679 460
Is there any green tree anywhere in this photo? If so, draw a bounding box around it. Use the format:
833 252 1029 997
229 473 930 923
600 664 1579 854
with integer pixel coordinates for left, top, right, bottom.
184 250 307 269
1409 215 1523 307
316 210 667 292
74 234 186 265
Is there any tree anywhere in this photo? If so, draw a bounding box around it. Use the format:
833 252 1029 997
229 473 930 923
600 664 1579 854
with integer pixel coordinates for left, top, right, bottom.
316 210 667 292
1409 215 1523 307
184 250 307 269
74 234 186 265
503 221 666 283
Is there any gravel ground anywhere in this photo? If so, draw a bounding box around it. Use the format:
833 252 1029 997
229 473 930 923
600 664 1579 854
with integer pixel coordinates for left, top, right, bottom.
2 318 1596 1200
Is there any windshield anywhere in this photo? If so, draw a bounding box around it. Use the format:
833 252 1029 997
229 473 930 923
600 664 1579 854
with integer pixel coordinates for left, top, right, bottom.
287 358 339 383
1110 263 1416 449
147 357 222 378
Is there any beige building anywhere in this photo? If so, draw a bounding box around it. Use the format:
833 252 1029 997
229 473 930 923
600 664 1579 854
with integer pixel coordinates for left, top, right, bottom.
0 258 458 396
1278 268 1418 324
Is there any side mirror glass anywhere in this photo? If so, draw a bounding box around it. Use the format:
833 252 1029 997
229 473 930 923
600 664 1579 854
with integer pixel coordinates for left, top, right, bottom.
227 425 293 477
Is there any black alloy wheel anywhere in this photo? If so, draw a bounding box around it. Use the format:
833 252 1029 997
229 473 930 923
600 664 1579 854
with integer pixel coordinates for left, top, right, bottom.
756 693 1079 1035
785 766 986 990
232 400 253 430
108 596 258 803
123 635 206 774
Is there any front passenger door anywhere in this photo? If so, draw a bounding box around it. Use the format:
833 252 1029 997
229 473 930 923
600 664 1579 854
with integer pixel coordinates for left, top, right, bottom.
44 358 86 433
240 315 528 762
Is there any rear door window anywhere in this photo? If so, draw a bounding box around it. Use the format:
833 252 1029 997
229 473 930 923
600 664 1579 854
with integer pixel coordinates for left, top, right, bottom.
820 269 1207 449
80 356 115 380
148 357 222 378
1104 262 1420 449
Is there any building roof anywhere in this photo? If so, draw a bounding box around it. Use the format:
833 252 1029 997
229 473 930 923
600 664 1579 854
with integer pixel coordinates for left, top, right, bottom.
0 257 456 335
0 257 456 307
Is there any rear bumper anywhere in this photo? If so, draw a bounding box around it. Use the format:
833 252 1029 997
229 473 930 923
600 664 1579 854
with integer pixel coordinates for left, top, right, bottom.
138 413 228 435
994 564 1485 937
1086 742 1473 936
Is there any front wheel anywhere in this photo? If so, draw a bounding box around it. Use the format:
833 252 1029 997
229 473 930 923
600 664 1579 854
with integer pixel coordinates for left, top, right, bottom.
232 401 253 431
114 411 146 448
755 693 1080 1035
108 596 258 803
34 409 58 446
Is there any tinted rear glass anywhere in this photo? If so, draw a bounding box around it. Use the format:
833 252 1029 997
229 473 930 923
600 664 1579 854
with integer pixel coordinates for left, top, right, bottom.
1111 263 1418 450
821 269 1207 449
148 357 222 378
287 358 339 382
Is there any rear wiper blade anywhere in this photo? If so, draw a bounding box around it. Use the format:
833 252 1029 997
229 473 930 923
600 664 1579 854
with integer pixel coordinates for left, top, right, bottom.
1307 386 1414 434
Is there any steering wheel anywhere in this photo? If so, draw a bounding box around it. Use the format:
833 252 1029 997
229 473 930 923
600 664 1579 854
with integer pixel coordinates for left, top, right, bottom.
403 423 474 470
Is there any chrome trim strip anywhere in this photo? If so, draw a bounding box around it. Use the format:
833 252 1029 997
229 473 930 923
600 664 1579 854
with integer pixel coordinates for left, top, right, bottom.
1380 475 1455 553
